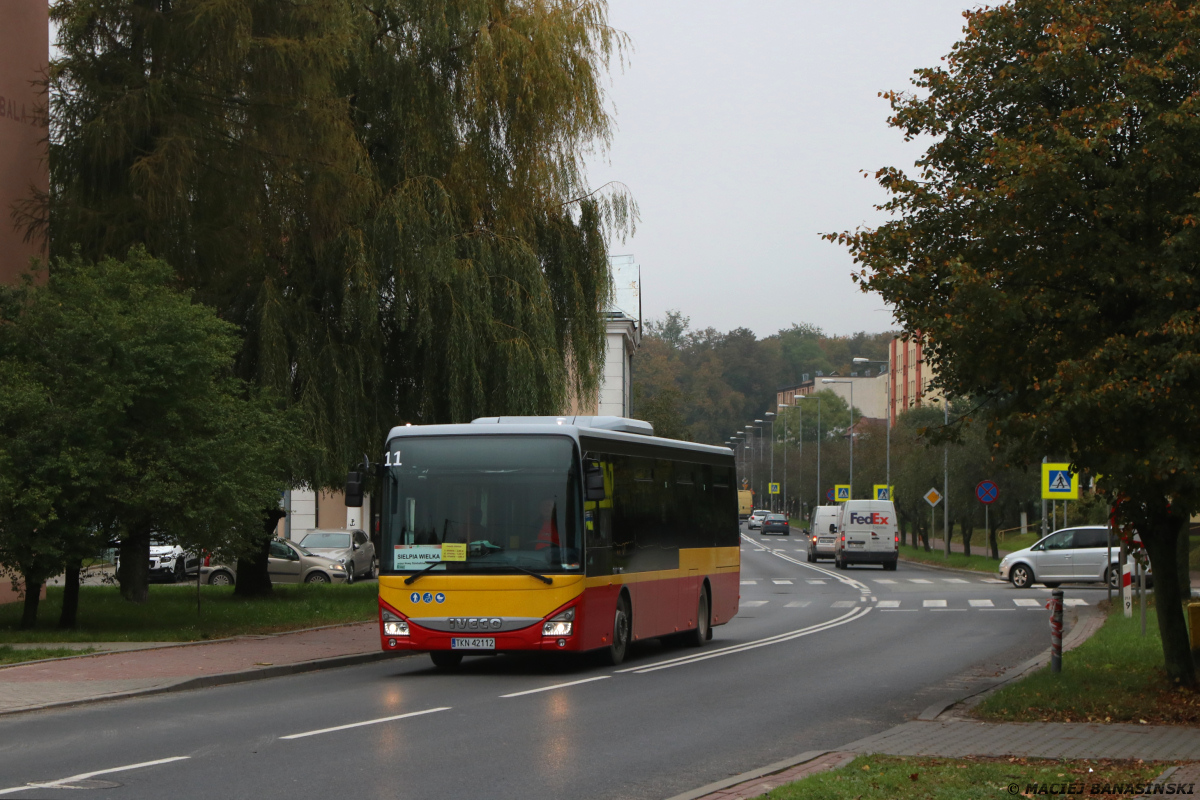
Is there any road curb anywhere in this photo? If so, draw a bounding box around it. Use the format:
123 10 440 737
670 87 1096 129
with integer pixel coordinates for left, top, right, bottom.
896 555 998 578
930 602 1106 720
662 750 833 800
0 648 416 718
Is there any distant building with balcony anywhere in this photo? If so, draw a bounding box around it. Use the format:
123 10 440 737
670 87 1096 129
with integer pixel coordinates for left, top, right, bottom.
568 254 642 417
889 333 941 425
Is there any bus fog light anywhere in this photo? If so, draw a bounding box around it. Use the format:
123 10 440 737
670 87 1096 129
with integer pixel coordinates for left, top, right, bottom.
557 639 566 648
388 638 397 647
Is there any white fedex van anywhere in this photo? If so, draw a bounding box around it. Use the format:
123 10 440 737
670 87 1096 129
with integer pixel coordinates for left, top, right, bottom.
833 500 899 570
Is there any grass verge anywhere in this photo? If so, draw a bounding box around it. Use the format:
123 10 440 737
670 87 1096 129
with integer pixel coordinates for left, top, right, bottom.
0 583 379 643
761 755 1163 799
0 644 97 665
897 544 1000 574
976 603 1200 725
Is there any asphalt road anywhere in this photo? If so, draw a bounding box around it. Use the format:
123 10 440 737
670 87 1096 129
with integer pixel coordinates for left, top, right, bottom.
0 526 1108 800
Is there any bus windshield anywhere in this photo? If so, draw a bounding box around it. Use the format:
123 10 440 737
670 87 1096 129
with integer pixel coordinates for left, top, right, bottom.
380 435 581 575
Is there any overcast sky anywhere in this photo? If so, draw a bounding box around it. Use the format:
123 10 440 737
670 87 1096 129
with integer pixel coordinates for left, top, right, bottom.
587 1 977 338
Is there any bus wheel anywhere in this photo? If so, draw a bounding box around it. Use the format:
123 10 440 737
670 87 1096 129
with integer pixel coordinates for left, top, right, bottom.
602 596 631 666
684 589 710 648
430 651 463 670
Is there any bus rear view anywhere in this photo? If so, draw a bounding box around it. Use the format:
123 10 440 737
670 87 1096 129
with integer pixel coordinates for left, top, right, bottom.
368 416 740 668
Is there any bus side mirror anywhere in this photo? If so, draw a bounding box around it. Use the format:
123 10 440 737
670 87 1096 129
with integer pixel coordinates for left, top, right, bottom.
345 471 363 508
584 459 606 501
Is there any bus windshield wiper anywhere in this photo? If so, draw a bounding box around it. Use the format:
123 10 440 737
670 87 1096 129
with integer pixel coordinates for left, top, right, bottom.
404 561 443 585
511 565 553 585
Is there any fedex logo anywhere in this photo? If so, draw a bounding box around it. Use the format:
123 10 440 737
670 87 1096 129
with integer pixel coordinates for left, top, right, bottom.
849 512 890 525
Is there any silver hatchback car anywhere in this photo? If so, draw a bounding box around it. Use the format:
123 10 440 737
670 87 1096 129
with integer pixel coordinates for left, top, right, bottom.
998 525 1149 589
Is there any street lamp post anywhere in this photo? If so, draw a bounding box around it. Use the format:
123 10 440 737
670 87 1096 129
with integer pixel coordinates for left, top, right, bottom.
778 404 790 517
797 394 820 507
822 379 854 499
765 411 776 511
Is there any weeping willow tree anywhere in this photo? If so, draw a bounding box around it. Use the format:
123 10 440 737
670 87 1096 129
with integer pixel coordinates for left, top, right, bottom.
47 0 632 485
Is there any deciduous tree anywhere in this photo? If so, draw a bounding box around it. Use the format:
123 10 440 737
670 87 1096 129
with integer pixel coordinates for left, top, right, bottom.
833 0 1200 685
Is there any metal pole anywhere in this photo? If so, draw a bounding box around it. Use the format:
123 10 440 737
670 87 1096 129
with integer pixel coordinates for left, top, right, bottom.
782 410 788 518
1106 522 1112 605
816 397 822 505
848 382 855 499
797 405 802 520
885 370 891 491
943 400 949 558
1042 456 1048 538
770 417 776 511
1139 556 1146 637
1050 588 1064 673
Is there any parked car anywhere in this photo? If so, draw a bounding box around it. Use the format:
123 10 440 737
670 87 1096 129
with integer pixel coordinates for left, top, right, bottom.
114 540 199 583
747 509 769 530
807 505 841 562
761 514 790 535
998 526 1147 589
297 529 377 582
199 539 350 586
833 500 899 570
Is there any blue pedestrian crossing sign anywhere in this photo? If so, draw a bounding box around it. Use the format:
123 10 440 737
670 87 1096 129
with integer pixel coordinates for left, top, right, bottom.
834 485 850 502
873 484 894 501
1041 462 1079 499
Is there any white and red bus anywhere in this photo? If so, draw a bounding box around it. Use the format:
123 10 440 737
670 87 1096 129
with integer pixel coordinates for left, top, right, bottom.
371 416 740 667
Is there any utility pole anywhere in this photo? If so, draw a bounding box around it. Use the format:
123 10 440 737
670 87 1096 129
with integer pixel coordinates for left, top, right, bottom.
943 399 950 558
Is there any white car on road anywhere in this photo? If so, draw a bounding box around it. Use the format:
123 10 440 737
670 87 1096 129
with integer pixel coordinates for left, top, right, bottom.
998 526 1147 589
747 509 769 530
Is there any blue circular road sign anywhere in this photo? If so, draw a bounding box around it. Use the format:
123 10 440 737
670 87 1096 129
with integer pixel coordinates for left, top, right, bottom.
976 480 999 505
826 488 835 502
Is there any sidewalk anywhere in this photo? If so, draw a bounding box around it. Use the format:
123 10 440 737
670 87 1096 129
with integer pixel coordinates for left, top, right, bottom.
0 622 402 715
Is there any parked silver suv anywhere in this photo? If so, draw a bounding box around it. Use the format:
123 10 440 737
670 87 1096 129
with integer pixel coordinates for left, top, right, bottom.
998 526 1149 589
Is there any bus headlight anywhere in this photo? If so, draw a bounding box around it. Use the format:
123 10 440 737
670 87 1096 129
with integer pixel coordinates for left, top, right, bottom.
382 610 409 636
542 607 575 637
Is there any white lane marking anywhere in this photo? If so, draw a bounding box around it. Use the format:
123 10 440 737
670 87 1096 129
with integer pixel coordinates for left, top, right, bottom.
500 676 610 698
873 579 897 584
832 600 857 608
1014 598 1041 607
740 534 872 593
908 579 933 584
742 600 769 607
621 607 872 674
877 600 900 608
785 600 811 607
740 580 758 585
923 599 947 608
981 608 1016 612
280 707 450 739
943 578 969 584
1065 599 1089 606
969 599 994 607
772 580 794 585
806 580 827 585
0 757 191 796
982 578 1007 584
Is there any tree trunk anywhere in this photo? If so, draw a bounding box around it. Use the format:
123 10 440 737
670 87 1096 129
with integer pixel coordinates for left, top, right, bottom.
118 526 151 603
920 519 931 552
1178 523 1193 601
59 559 81 629
989 519 1000 560
1144 512 1196 688
234 509 285 598
962 522 973 557
898 516 908 547
20 577 42 629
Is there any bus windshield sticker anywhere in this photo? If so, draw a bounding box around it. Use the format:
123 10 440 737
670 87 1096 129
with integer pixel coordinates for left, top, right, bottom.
394 545 444 570
441 542 467 562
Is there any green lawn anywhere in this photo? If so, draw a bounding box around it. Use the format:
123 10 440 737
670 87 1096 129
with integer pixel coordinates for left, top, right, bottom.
0 583 380 643
759 755 1162 799
976 604 1200 725
0 644 97 665
897 544 1000 574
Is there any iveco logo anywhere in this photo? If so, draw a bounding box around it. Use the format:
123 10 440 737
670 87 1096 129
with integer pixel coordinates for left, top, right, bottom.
448 617 503 630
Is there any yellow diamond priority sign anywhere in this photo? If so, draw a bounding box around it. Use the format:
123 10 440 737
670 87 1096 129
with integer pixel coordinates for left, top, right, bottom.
923 488 942 507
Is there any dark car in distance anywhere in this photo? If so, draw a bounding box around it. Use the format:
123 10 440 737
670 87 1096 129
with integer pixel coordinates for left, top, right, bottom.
761 514 790 535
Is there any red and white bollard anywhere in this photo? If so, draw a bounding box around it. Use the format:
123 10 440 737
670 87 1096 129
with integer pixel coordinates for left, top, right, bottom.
1122 557 1133 619
1047 589 1064 673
